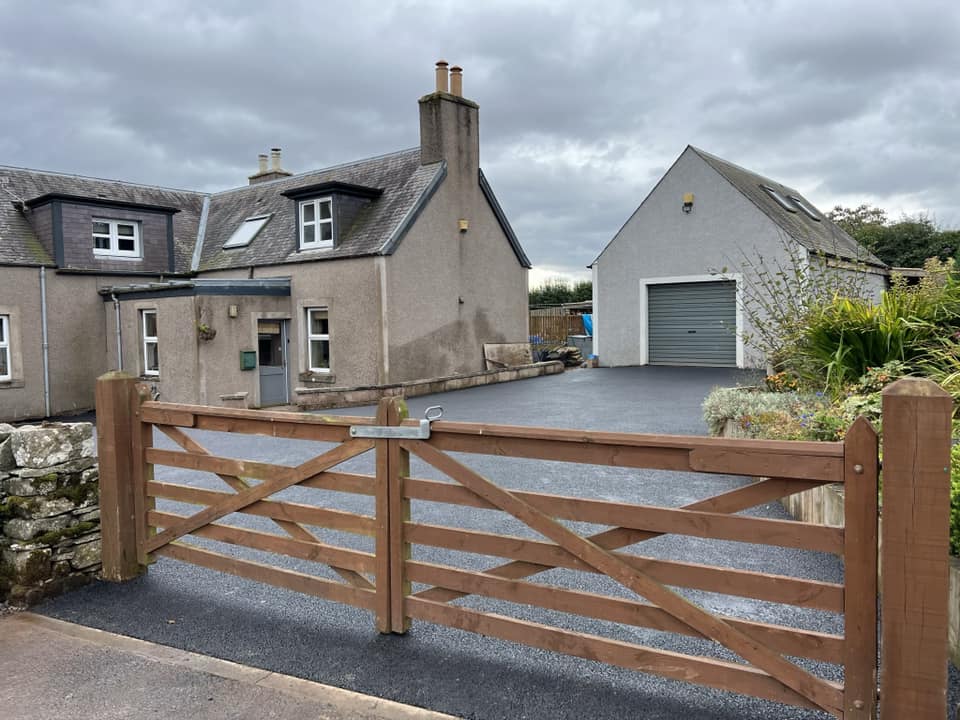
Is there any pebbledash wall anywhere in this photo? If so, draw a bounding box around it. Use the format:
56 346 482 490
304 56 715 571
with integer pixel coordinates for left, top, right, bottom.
0 422 101 605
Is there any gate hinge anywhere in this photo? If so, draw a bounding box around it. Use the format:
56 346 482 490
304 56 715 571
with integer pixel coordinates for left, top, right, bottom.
350 406 443 440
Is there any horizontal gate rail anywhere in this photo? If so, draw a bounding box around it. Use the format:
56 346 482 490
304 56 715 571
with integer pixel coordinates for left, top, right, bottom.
425 422 845 481
148 482 376 536
403 522 844 611
148 510 376 573
158 543 377 611
407 597 832 711
405 560 843 663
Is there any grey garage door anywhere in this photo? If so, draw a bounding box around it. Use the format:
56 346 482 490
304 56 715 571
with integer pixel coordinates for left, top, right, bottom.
647 281 737 366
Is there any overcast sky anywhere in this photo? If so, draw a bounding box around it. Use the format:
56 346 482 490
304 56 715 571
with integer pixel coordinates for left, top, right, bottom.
1 0 957 285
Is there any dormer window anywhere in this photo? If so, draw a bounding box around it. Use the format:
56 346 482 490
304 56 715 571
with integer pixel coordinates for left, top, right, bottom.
299 197 333 250
93 218 141 258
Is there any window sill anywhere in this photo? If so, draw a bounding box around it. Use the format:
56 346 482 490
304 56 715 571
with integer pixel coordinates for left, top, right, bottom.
0 379 25 389
140 375 161 382
92 253 143 261
299 371 336 385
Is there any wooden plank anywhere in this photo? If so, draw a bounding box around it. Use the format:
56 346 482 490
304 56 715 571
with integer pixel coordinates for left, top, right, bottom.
301 471 376 496
145 438 373 553
95 373 144 581
688 447 843 484
416 477 823 605
142 400 368 427
146 447 292 482
406 597 828 712
148 481 376 536
879 379 952 719
405 440 843 714
387 398 411 633
405 476 820 513
139 406 196 427
842 417 879 719
426 431 842 482
428 421 844 457
403 478 842 553
157 542 376 611
149 510 376 574
374 399 392 633
405 522 844 611
406 561 843 663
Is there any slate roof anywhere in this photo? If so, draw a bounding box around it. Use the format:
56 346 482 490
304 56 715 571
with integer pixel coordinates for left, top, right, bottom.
0 165 205 269
690 147 886 268
0 147 530 272
198 148 445 271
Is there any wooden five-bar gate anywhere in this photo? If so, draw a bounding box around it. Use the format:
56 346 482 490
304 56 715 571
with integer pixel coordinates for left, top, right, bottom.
95 373 953 719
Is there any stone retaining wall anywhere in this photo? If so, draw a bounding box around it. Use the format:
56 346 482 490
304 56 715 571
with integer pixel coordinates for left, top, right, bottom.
0 422 101 606
295 361 565 411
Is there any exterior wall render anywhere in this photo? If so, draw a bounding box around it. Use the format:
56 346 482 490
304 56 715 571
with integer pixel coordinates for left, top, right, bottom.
384 170 529 383
0 268 145 421
594 149 804 369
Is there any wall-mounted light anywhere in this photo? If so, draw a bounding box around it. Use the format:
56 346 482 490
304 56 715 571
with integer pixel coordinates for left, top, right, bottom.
682 193 694 214
458 218 469 232
228 304 239 318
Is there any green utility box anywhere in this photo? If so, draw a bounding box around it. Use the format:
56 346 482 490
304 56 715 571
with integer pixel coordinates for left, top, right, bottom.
240 350 257 371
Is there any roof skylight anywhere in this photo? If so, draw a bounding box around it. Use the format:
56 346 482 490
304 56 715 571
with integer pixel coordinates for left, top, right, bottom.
760 185 797 213
788 195 821 221
223 214 271 249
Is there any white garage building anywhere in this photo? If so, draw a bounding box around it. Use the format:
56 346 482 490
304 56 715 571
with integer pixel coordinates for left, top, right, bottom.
590 146 887 369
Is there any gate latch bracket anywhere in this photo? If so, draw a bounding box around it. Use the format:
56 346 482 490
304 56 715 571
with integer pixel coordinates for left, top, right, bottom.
350 406 443 440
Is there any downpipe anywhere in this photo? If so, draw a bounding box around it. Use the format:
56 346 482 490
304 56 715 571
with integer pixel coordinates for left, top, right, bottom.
112 293 123 371
39 266 51 417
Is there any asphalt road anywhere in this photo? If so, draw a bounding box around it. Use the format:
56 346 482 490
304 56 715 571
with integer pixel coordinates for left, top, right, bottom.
36 367 959 719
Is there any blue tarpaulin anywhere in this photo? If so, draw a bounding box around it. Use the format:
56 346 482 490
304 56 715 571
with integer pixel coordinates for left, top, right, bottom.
582 313 593 335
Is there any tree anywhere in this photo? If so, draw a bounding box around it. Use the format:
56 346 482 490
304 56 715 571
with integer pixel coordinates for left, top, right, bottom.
529 278 592 306
827 205 959 268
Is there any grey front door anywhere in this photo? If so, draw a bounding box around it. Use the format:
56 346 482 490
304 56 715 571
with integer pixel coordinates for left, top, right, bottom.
647 281 737 366
258 320 288 406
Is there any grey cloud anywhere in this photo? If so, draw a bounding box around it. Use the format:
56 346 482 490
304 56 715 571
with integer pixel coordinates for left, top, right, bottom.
0 0 958 279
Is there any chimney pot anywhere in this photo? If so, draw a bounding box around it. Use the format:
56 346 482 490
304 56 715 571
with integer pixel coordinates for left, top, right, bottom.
435 60 449 93
270 147 282 171
449 66 463 97
257 153 268 173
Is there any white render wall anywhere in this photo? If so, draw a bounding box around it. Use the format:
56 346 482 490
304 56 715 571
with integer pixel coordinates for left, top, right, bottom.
594 148 805 369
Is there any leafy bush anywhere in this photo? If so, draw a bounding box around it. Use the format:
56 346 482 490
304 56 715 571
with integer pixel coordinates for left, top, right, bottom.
702 386 837 440
764 372 800 393
852 361 911 393
790 260 960 396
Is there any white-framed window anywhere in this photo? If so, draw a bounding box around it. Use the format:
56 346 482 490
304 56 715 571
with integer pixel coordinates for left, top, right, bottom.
223 214 271 249
299 198 333 250
306 308 330 372
93 218 141 258
141 309 159 376
0 314 10 381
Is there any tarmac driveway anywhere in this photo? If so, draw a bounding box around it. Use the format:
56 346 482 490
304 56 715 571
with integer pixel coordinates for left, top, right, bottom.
37 367 868 719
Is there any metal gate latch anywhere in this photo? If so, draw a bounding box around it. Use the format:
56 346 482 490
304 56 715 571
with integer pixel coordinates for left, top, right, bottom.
350 406 443 440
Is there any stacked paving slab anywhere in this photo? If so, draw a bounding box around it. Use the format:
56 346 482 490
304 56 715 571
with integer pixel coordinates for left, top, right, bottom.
0 422 101 605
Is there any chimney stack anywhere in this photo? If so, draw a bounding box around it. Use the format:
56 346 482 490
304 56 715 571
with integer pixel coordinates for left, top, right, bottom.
249 147 293 185
449 66 462 97
435 60 449 93
418 61 479 171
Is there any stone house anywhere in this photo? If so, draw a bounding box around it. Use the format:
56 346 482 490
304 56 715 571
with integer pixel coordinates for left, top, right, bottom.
590 146 887 369
0 63 531 421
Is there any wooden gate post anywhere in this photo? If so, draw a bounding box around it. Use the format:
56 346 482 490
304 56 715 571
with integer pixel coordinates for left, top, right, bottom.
843 417 879 719
387 396 411 634
374 397 393 633
96 371 149 582
880 378 952 718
